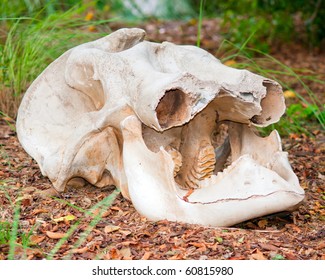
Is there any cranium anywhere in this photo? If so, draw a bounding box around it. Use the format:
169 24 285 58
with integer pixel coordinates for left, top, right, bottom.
16 28 304 226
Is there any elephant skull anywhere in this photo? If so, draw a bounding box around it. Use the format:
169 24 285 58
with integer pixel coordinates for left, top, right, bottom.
16 28 304 226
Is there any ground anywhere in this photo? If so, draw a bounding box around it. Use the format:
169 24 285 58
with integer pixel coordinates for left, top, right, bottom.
0 20 324 260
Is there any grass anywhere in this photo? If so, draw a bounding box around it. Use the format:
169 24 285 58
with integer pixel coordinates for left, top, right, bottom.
0 0 323 260
196 0 204 47
0 4 114 118
47 189 120 260
0 177 120 259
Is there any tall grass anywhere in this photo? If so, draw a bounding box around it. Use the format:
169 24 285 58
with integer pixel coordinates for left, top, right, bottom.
0 4 113 118
196 0 204 47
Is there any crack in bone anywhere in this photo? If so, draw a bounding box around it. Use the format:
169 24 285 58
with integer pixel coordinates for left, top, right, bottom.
179 190 304 205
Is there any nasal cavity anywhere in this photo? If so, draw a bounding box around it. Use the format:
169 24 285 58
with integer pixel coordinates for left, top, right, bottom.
156 89 192 129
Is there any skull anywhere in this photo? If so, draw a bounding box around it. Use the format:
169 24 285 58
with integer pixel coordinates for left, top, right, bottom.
16 28 304 226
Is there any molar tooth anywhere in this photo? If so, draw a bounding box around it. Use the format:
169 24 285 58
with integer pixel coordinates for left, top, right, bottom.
165 146 182 177
176 106 217 189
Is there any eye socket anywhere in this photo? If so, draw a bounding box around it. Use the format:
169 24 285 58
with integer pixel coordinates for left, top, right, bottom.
156 89 192 129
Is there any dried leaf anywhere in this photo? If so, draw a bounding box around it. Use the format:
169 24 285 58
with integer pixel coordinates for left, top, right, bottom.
104 225 120 233
251 249 267 260
283 90 296 99
85 11 94 21
71 247 89 254
120 247 132 259
141 251 152 260
238 236 245 243
109 248 121 260
257 219 268 229
259 243 279 251
29 235 46 245
31 208 48 216
316 241 325 250
53 214 76 223
224 60 237 67
46 231 66 239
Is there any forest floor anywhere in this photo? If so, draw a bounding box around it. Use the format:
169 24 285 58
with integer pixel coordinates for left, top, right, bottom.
0 19 324 260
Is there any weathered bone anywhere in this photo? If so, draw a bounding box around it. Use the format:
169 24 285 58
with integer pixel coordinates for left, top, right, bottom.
16 28 304 226
121 115 304 226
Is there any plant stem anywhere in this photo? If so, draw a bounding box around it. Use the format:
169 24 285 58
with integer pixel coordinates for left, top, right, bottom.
197 0 204 47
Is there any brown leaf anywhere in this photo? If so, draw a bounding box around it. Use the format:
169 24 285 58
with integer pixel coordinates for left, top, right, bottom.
29 235 46 245
316 241 325 250
119 230 132 236
110 206 122 211
31 209 48 215
251 249 267 260
257 219 268 229
284 252 297 260
108 248 121 260
46 231 66 239
141 251 152 260
120 247 132 260
71 247 89 254
259 243 279 251
189 242 206 248
104 225 120 233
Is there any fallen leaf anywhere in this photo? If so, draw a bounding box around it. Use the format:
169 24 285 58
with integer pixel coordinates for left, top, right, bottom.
316 241 325 250
71 247 89 254
259 243 279 251
229 256 246 260
85 11 94 21
238 236 245 243
120 247 132 259
141 251 152 260
224 60 237 66
189 242 207 250
53 214 76 223
257 219 268 229
109 248 121 260
251 249 267 260
283 90 296 99
31 208 48 216
46 231 66 239
110 206 122 211
104 225 120 233
284 252 297 260
29 235 45 245
120 230 132 236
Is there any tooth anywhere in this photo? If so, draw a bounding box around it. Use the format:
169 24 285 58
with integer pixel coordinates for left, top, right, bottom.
176 107 217 189
165 146 182 177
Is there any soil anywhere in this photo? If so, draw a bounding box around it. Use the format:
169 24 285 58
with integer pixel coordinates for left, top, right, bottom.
0 19 324 260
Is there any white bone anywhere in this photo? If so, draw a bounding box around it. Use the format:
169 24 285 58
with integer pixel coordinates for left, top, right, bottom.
121 115 304 226
16 28 304 226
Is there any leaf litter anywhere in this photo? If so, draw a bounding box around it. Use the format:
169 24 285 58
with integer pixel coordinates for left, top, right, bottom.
0 19 324 260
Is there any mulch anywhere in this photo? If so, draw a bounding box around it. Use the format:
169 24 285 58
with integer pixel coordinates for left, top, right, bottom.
0 19 324 260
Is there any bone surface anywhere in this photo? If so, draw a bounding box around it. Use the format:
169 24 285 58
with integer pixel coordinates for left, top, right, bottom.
16 28 304 226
